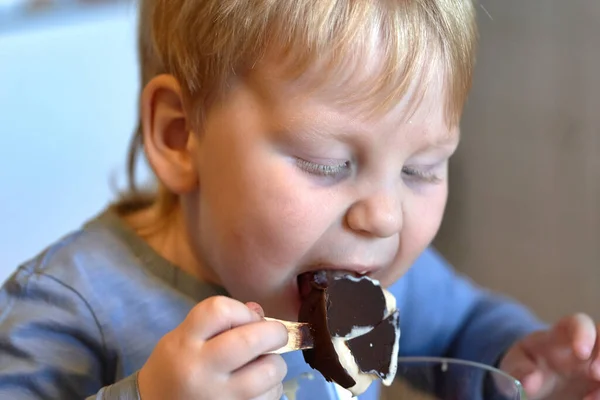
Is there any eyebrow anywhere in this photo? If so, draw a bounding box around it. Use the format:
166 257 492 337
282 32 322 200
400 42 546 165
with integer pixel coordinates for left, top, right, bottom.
429 133 459 147
278 117 352 143
285 122 459 150
278 102 460 146
419 122 460 145
298 124 348 140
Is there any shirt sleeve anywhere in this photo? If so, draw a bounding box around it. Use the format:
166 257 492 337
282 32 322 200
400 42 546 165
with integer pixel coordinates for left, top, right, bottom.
0 265 140 400
390 248 548 399
394 248 548 366
86 373 141 400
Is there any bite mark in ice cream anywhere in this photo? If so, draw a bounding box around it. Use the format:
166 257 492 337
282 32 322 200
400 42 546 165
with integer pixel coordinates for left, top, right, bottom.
298 271 401 396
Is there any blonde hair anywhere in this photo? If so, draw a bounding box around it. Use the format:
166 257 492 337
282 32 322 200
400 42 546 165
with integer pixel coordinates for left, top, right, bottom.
122 0 477 222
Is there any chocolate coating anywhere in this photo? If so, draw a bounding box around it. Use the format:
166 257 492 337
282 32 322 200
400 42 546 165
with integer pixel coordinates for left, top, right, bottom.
299 272 356 387
298 271 399 390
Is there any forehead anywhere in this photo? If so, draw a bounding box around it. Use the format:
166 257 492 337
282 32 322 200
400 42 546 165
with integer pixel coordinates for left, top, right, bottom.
245 56 458 147
251 45 430 113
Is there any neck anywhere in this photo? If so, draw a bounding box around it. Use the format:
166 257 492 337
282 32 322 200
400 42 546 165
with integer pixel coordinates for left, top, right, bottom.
122 201 220 285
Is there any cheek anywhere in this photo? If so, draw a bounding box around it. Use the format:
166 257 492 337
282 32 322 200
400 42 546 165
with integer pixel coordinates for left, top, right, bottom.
199 149 333 282
240 172 334 265
405 184 448 252
383 184 448 285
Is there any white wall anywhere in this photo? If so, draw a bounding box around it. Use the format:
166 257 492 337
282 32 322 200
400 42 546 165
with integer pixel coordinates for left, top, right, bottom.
0 4 142 282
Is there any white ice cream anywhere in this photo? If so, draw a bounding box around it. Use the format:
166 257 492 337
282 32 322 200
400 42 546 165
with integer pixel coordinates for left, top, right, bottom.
332 334 377 396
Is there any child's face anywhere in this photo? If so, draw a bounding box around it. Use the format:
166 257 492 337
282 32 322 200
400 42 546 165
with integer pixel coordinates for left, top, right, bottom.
176 63 457 320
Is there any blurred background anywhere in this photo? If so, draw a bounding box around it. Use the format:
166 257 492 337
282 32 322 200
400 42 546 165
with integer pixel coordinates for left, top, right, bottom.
433 1 600 323
0 1 598 323
0 0 142 279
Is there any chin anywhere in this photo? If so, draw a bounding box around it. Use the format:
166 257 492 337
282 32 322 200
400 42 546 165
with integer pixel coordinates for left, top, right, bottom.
232 276 302 321
263 298 300 321
262 287 302 321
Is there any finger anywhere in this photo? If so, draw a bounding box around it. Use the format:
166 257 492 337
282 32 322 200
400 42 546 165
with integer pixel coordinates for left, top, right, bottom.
520 371 546 398
231 354 287 399
553 313 596 360
250 382 284 400
502 350 538 381
246 302 266 318
184 296 262 340
206 320 288 372
500 343 545 396
590 323 600 380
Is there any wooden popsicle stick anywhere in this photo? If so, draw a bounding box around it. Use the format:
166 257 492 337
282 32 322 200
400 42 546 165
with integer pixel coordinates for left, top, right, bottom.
264 317 314 354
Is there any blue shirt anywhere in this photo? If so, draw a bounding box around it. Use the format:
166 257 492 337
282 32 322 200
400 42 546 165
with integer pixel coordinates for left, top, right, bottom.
0 209 546 399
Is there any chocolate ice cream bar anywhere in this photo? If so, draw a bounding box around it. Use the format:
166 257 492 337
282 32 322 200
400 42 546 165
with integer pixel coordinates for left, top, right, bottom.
298 271 401 396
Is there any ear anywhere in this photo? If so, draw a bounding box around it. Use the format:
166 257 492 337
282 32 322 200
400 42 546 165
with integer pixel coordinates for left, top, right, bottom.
141 74 199 194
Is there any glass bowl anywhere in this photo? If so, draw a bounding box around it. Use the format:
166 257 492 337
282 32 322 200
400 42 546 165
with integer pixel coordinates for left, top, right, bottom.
380 356 526 400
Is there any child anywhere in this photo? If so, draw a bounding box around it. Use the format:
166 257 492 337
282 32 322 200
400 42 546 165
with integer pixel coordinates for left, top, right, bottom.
1 0 599 399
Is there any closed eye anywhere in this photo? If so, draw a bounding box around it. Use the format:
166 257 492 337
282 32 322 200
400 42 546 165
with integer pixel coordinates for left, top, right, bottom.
402 166 442 184
296 158 351 178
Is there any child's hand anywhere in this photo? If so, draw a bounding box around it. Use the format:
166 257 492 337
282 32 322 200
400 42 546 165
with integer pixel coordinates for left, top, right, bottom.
138 296 288 400
500 313 600 400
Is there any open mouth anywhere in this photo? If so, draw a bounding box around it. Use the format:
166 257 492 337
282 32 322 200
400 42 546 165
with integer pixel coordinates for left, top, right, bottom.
297 270 364 301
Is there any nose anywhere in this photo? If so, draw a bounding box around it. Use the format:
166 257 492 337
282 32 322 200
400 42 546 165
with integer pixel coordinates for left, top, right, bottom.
346 188 403 238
